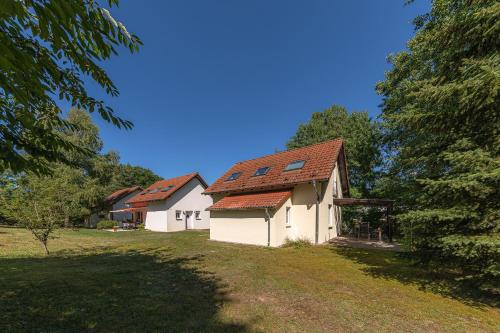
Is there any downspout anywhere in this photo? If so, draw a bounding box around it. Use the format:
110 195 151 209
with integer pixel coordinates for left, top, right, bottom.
265 208 272 247
312 180 320 245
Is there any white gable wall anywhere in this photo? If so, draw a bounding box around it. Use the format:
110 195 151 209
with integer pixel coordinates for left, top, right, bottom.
144 177 212 232
165 177 212 230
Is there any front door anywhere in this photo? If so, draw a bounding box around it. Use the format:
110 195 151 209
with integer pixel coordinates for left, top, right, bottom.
185 211 193 229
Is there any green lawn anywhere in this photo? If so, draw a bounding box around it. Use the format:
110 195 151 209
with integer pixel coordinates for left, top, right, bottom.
0 227 498 332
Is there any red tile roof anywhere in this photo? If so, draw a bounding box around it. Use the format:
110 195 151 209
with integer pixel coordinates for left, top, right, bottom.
208 190 292 210
126 172 207 204
204 139 347 194
105 186 142 205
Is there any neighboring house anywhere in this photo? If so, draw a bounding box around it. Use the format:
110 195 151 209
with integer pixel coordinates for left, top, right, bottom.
204 139 349 247
126 173 212 232
86 186 142 227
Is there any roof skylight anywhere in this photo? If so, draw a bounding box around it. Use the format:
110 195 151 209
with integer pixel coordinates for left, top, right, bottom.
284 160 305 171
226 172 242 181
253 167 270 176
161 185 174 192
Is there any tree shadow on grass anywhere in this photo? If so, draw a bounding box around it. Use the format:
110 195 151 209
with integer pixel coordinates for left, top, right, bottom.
331 246 498 308
0 248 250 332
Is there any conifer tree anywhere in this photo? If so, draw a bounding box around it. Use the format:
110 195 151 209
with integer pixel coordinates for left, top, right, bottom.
377 0 499 287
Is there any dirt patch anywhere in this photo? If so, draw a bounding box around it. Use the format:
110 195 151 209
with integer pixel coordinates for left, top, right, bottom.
329 237 402 251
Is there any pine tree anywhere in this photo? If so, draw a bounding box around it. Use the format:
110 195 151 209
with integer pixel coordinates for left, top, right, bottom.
377 0 499 288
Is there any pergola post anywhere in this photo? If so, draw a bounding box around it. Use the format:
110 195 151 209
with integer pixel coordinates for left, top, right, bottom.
332 198 395 243
387 205 393 243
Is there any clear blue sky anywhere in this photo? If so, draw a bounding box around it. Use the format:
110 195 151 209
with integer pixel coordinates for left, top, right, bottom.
80 0 430 184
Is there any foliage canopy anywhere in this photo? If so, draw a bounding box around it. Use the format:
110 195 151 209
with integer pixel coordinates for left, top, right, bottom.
287 104 381 198
0 0 141 174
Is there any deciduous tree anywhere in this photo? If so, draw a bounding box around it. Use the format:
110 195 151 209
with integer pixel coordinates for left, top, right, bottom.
0 0 141 174
287 105 381 198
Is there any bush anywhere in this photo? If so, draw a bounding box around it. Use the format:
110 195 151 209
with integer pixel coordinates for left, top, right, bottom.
282 237 313 248
96 220 117 230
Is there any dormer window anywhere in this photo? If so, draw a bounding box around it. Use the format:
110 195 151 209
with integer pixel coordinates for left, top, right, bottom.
284 160 305 171
226 172 242 181
253 167 270 176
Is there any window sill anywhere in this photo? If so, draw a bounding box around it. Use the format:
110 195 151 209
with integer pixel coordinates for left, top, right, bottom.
286 225 292 229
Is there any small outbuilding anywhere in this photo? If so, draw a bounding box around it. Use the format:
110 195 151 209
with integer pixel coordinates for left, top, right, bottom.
204 139 350 247
125 173 212 232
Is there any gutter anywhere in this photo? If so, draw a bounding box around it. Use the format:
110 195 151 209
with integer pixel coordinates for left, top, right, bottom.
312 180 321 245
264 208 272 247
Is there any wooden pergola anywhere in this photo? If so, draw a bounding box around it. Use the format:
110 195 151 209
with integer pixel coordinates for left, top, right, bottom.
332 198 395 242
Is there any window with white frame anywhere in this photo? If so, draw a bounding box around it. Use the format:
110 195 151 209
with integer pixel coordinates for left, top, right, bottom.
195 211 201 220
286 207 291 226
328 204 333 227
333 179 338 197
175 210 182 220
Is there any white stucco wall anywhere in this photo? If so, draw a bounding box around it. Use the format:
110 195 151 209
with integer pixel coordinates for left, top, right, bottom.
270 197 290 246
165 177 212 230
315 163 344 243
210 210 269 246
289 182 317 243
144 177 212 232
144 200 169 232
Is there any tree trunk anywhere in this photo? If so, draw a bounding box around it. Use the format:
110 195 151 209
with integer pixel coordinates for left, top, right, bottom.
41 240 49 256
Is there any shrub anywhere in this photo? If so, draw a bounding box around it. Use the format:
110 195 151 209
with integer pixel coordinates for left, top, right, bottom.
282 237 313 248
96 220 117 230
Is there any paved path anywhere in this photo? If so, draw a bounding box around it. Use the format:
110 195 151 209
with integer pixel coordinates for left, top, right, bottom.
329 236 402 251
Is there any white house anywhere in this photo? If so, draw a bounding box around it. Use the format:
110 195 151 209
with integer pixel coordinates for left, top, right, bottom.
125 172 212 232
204 139 350 247
86 186 142 227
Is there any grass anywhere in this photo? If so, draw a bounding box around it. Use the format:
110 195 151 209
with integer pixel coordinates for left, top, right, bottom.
0 227 498 332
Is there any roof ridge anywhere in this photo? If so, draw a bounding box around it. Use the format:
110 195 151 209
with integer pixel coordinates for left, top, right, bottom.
128 172 207 205
234 138 343 165
149 172 198 187
109 185 141 195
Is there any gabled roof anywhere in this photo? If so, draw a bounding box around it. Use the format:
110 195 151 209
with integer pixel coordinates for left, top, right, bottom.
204 139 349 195
105 186 142 205
127 172 208 205
208 190 292 211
